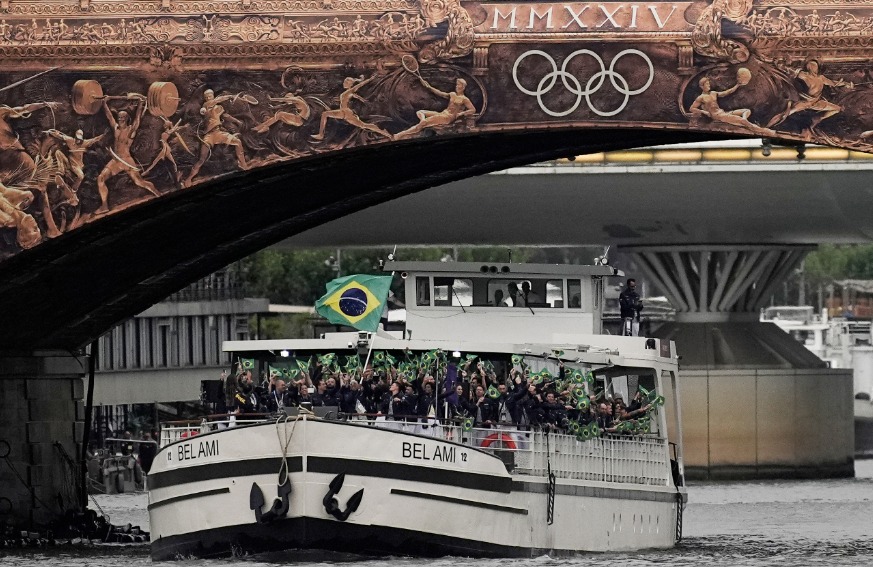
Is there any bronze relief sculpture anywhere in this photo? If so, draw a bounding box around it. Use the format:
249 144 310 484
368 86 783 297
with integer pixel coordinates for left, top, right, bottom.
0 0 871 259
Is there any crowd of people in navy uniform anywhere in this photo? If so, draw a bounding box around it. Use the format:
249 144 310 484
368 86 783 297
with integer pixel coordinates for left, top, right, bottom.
220 353 656 437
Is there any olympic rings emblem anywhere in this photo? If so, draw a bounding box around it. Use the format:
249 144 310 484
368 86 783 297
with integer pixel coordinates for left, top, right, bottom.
512 49 654 118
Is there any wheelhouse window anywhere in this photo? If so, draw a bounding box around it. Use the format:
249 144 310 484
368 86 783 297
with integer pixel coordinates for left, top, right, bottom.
545 279 563 308
433 277 472 306
568 280 582 309
416 277 431 306
411 275 589 309
487 278 563 308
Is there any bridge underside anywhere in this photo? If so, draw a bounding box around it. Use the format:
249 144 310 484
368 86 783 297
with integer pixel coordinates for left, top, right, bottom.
0 129 715 351
282 156 873 248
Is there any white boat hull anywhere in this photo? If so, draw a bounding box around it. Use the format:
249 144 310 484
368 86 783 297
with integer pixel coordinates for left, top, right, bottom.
149 417 683 559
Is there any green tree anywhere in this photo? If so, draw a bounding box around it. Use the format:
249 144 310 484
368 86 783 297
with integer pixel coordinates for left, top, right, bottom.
806 245 873 285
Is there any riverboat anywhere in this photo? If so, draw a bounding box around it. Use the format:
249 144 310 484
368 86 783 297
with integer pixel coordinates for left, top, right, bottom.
761 305 873 458
148 261 687 559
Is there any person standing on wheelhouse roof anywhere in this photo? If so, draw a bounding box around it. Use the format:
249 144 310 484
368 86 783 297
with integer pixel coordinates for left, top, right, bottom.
619 278 643 336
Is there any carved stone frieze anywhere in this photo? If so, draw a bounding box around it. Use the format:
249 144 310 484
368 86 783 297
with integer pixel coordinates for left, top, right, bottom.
1 0 418 15
692 0 755 63
2 0 873 263
738 7 873 38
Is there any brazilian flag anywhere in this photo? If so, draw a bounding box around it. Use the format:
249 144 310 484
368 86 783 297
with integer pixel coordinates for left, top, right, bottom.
318 353 337 367
314 274 393 332
240 358 255 371
638 417 651 433
511 354 524 366
462 417 474 432
569 369 584 385
487 384 500 399
531 368 552 385
295 358 310 374
344 355 361 373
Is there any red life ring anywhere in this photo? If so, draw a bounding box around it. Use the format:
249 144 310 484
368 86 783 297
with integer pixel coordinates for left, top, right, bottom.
480 433 517 450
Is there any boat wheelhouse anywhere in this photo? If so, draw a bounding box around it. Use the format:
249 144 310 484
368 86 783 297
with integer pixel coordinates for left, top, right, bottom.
148 261 687 560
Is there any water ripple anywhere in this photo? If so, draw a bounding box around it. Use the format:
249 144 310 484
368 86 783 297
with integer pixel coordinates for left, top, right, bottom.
2 460 871 567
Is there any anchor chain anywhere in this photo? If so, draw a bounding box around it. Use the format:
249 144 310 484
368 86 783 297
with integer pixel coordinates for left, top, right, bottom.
249 415 297 524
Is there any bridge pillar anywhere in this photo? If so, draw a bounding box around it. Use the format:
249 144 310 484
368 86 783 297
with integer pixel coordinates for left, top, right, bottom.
622 245 855 480
0 352 86 529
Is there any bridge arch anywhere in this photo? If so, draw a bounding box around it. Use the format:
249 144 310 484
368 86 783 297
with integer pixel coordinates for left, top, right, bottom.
0 128 715 349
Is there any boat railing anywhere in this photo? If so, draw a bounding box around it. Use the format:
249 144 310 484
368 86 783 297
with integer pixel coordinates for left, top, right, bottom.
157 412 671 487
338 414 671 487
518 429 670 486
159 413 272 447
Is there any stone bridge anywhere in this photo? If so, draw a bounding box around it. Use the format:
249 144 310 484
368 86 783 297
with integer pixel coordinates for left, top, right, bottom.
0 0 871 530
0 0 872 349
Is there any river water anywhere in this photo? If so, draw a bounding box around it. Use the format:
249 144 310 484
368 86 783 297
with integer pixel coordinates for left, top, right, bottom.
3 460 872 567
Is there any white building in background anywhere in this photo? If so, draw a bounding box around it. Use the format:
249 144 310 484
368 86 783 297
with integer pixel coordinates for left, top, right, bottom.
88 269 270 438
